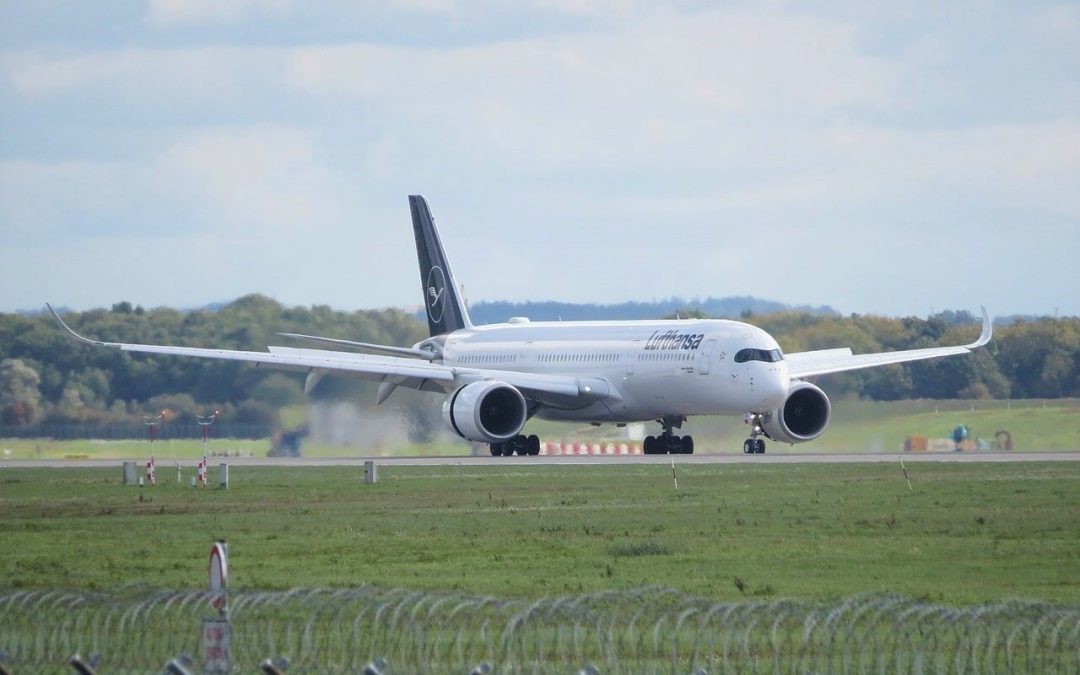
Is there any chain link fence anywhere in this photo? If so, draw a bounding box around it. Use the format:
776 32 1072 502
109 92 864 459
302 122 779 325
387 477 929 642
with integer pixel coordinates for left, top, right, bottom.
2 587 1078 673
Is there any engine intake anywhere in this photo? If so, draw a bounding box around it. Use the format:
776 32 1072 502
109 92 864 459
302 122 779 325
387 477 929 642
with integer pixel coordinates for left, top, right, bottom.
761 381 831 444
442 381 528 443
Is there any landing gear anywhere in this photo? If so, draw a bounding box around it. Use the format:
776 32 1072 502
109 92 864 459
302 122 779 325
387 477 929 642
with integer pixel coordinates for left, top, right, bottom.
743 413 767 454
742 438 765 454
490 434 541 456
644 416 694 455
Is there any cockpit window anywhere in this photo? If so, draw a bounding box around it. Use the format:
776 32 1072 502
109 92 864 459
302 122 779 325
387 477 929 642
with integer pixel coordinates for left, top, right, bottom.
734 348 784 363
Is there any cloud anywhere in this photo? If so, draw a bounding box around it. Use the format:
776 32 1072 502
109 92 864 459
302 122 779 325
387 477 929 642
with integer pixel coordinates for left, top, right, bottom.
0 126 345 244
2 46 285 107
0 160 143 239
1 2 1077 314
155 126 345 233
145 0 294 27
282 8 901 168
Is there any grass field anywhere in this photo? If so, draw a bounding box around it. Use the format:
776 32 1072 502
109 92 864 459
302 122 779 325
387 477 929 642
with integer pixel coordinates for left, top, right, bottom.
3 398 1079 460
1 461 1077 605
0 437 468 461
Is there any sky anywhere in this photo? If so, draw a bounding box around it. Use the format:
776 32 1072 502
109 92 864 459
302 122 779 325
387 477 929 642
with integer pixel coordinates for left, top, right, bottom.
1 1 1078 319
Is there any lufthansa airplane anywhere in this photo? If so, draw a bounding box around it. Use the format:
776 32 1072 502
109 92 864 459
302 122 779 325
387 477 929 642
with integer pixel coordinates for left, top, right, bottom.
50 195 991 456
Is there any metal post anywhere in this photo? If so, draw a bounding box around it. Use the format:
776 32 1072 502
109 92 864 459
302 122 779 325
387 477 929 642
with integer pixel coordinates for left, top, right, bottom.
143 410 163 488
122 461 137 486
69 655 97 675
196 410 220 460
164 659 194 675
143 411 164 445
364 460 377 484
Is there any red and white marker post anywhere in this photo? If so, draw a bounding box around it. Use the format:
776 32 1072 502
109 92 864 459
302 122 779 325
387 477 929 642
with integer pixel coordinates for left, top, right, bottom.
209 540 228 611
203 540 231 673
196 411 219 489
143 410 164 487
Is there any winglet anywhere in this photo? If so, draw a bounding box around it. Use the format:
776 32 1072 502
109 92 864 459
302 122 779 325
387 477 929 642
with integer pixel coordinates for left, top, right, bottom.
967 306 992 350
46 303 114 347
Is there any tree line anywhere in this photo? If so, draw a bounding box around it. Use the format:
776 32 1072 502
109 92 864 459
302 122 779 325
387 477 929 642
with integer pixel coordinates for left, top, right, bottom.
1 296 1077 431
739 309 1078 400
0 295 425 429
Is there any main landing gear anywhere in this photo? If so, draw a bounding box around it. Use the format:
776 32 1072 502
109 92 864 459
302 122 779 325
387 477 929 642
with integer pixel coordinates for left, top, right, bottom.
743 413 766 454
490 434 540 456
643 416 695 455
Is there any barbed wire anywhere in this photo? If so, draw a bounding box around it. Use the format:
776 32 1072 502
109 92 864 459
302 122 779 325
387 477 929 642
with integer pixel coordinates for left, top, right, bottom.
1 587 1078 673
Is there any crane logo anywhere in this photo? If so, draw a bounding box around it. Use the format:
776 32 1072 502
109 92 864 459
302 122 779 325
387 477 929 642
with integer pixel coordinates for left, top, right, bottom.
426 266 447 323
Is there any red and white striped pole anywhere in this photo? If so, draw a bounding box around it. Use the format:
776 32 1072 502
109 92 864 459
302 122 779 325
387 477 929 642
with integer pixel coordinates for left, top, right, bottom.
194 411 218 489
143 411 164 486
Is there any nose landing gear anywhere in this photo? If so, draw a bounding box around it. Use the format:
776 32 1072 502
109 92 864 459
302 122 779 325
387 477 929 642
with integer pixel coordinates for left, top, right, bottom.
644 416 694 454
743 413 766 454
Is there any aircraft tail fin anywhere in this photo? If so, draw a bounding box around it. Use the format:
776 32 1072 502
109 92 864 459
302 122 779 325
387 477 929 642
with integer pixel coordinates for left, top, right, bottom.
409 195 473 336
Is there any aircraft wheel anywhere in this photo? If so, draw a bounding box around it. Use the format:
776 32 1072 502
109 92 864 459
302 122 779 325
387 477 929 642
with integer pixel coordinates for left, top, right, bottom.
743 439 753 454
527 435 541 455
490 443 503 456
644 436 657 454
681 436 694 454
755 439 766 454
512 437 527 456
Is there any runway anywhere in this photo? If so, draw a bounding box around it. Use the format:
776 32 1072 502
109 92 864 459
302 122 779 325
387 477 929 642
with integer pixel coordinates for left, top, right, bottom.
4 451 1079 469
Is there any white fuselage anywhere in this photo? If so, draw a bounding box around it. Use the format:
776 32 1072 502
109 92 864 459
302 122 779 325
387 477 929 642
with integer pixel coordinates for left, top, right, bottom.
425 319 790 423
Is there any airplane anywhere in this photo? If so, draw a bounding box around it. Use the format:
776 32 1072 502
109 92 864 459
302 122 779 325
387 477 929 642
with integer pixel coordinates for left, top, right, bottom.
49 195 992 456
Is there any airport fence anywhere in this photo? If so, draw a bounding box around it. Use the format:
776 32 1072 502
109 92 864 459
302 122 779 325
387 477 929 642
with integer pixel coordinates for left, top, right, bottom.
1 587 1078 674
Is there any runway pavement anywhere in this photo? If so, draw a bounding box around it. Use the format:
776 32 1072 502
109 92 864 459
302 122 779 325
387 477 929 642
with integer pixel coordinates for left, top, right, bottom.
4 451 1079 469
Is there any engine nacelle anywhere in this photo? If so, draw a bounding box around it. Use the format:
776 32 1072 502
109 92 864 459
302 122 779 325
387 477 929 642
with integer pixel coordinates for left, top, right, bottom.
441 381 528 443
761 381 831 444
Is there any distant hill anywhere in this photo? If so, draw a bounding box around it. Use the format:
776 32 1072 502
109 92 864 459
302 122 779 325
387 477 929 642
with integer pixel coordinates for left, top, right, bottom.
465 296 838 325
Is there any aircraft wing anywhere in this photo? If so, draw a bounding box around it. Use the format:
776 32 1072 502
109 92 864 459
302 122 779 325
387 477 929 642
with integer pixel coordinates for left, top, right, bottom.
47 304 606 403
276 332 436 360
786 307 992 379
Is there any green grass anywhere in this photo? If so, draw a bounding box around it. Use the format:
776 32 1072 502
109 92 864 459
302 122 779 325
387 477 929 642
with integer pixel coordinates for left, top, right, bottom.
681 398 1080 453
792 398 1080 452
4 398 1078 459
1 462 1077 605
0 438 467 460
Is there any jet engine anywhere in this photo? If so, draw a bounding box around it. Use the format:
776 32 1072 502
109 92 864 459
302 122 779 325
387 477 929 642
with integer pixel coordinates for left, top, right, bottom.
441 381 528 443
760 381 831 444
